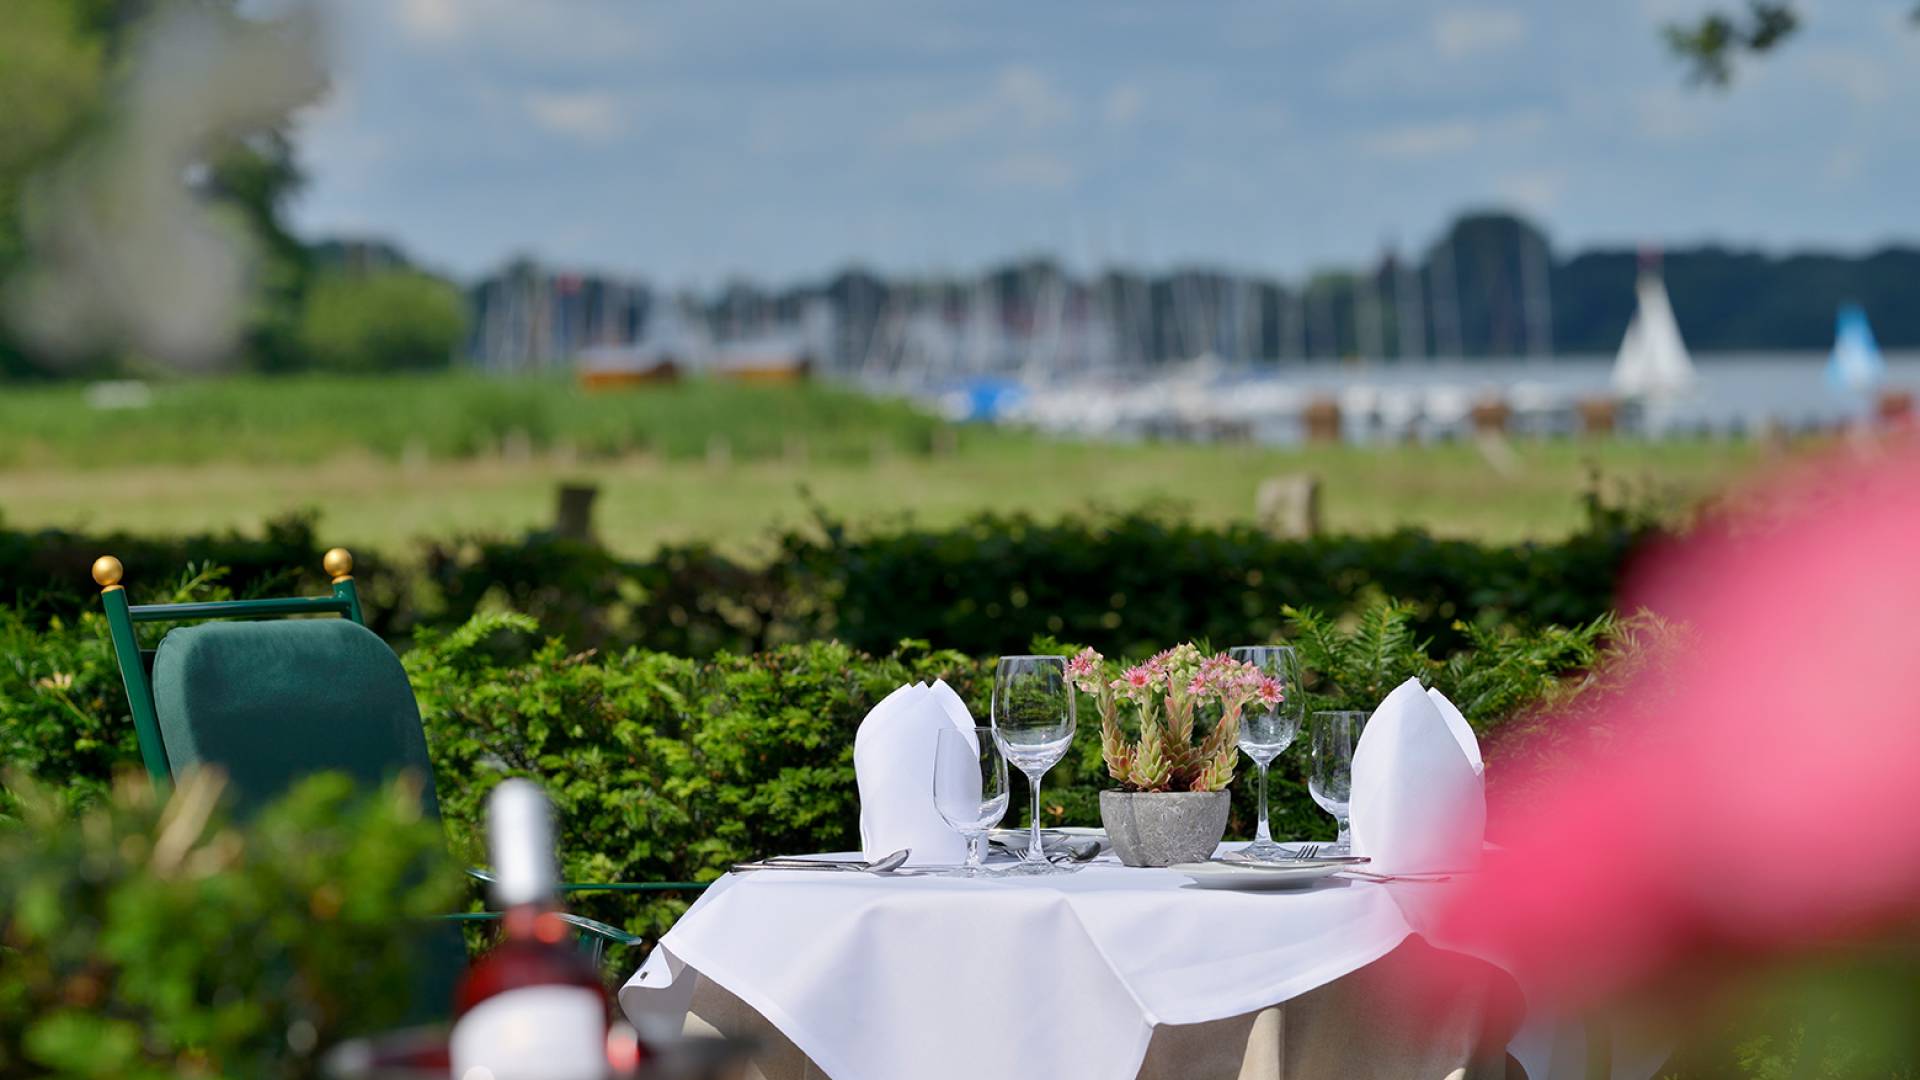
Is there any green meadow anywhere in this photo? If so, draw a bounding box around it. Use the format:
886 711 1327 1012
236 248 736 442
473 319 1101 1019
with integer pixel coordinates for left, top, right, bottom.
0 374 1766 556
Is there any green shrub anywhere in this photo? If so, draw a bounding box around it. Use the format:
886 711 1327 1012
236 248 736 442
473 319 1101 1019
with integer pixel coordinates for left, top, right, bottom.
5 492 1652 663
297 270 465 374
403 618 993 938
0 771 460 1079
417 498 1652 660
1 565 1611 946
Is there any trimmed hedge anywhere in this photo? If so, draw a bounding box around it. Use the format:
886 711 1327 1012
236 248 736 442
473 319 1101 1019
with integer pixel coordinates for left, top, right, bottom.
3 593 1614 945
0 490 1656 660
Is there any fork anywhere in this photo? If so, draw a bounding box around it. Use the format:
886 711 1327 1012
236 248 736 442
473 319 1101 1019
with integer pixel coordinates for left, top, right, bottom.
1290 843 1321 860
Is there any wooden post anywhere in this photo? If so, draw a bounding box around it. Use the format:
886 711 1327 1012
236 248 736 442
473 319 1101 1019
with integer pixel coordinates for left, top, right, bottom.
1576 397 1618 437
554 484 599 543
1302 397 1342 443
1469 396 1512 437
1255 475 1322 538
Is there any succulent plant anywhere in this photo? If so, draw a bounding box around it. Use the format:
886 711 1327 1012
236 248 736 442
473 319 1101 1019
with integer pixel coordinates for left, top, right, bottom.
1067 644 1282 793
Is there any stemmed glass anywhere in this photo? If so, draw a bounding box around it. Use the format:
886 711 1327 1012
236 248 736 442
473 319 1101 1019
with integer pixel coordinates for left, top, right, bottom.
990 655 1076 876
1309 710 1368 855
1228 645 1303 861
933 726 1009 877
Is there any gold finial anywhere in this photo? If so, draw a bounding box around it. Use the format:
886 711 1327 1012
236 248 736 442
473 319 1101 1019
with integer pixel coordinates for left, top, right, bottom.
322 547 354 583
92 555 125 592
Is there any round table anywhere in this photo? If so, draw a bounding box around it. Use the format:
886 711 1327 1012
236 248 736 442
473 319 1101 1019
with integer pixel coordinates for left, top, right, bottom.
619 853 1523 1080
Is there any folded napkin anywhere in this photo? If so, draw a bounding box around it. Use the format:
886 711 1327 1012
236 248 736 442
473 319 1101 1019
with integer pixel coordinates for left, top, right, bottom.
1348 678 1486 874
854 680 978 865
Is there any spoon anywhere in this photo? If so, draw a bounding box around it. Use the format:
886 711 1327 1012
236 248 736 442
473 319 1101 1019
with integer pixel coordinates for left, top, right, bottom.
734 849 911 874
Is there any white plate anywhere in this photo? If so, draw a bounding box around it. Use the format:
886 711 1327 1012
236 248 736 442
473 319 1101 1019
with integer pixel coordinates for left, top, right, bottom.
1170 861 1348 890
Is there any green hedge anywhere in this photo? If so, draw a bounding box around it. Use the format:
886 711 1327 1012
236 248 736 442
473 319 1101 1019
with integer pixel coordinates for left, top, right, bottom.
3 594 1613 945
0 772 458 1078
0 493 1652 660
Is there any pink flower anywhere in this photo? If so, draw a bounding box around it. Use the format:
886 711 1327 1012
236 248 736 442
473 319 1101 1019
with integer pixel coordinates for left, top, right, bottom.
1435 439 1920 1012
1254 676 1284 706
1122 665 1153 691
1065 648 1100 677
1186 673 1210 697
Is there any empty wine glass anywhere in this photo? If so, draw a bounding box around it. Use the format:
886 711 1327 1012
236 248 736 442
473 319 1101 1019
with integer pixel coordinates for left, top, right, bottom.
933 726 1009 877
991 655 1076 876
1228 645 1303 861
1309 710 1368 854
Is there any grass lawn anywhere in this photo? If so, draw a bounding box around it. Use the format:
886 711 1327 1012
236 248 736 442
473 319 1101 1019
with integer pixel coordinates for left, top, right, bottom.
0 374 1767 557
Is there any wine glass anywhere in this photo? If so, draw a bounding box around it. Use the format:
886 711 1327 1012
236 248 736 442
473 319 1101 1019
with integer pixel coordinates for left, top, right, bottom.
933 726 1009 877
1228 645 1303 861
990 655 1076 876
1309 710 1368 854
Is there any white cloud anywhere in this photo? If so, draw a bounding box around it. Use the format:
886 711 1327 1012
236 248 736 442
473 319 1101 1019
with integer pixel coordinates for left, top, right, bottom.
1357 119 1480 159
1633 86 1717 141
524 91 624 143
396 0 463 42
1799 50 1891 106
1104 84 1144 128
1495 169 1568 214
1433 7 1527 59
895 65 1074 146
980 152 1076 191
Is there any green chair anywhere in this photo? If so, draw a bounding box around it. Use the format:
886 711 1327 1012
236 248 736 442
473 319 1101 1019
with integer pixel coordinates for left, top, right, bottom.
91 548 706 969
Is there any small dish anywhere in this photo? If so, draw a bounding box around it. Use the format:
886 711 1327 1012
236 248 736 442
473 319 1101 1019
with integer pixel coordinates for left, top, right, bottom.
1170 861 1348 890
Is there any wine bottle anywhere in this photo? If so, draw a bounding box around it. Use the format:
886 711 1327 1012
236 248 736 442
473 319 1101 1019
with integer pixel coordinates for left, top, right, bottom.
450 780 609 1080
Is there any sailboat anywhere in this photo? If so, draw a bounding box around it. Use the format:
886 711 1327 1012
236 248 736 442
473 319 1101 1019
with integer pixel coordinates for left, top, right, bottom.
1611 266 1695 398
1826 303 1885 393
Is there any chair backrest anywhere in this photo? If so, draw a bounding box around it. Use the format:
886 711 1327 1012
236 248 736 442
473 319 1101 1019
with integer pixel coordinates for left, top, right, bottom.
155 618 442 815
92 549 408 797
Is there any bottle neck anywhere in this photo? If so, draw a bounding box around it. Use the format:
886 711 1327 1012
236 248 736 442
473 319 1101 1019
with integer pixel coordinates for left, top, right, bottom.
488 780 562 909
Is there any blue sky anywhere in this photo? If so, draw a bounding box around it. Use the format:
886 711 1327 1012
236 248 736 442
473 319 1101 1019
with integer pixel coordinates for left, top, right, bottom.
287 0 1920 286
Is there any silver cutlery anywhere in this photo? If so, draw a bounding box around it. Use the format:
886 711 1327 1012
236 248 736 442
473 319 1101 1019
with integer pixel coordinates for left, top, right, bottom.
1337 869 1454 883
732 848 911 874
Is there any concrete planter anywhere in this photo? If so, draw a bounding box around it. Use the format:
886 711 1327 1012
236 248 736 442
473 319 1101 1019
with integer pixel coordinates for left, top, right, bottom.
1099 790 1231 867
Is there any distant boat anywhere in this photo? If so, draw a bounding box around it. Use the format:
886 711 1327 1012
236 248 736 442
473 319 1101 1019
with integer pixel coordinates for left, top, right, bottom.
1612 270 1695 398
1826 303 1885 393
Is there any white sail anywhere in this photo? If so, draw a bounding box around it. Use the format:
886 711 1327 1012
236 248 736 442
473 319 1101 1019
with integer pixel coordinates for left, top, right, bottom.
1611 272 1694 397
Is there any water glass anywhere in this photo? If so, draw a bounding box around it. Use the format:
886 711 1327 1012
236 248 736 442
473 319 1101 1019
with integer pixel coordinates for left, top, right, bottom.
1309 710 1368 854
991 655 1076 875
933 726 1009 877
1228 645 1303 860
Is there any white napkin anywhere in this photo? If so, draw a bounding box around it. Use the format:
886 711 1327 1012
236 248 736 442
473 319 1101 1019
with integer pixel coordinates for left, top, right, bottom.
854 680 978 865
1348 678 1485 873
1426 686 1483 775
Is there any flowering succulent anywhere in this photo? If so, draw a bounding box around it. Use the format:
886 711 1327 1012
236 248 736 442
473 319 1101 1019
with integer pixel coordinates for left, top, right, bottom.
1068 644 1277 793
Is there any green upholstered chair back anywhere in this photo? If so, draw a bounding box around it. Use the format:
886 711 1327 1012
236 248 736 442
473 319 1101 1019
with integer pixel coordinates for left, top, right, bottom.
93 548 375 788
151 618 442 816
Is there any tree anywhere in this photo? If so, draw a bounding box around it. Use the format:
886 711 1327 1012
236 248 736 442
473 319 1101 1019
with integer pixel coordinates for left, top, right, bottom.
297 269 467 374
0 0 320 377
1668 1 1920 85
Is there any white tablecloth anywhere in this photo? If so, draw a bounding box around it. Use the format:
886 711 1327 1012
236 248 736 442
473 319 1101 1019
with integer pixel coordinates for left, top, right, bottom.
620 854 1420 1080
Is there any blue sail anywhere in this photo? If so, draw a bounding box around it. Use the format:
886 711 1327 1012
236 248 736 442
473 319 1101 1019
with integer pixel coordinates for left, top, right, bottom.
1827 303 1885 392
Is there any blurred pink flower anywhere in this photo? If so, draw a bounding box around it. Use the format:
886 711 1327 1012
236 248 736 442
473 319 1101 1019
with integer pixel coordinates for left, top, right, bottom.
1438 441 1920 1009
1254 676 1284 707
